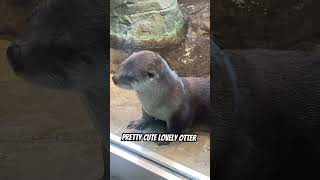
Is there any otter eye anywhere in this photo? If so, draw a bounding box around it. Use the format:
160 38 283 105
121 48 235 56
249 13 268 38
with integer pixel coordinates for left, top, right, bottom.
147 72 155 78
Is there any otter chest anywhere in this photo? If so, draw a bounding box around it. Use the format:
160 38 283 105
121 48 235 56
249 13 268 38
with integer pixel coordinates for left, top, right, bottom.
140 99 176 122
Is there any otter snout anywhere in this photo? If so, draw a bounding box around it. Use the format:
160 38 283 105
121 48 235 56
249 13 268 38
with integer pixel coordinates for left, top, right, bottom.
112 75 118 85
112 73 134 90
6 42 24 73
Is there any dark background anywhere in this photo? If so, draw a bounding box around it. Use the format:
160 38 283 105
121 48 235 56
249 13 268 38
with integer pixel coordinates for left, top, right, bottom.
214 0 320 50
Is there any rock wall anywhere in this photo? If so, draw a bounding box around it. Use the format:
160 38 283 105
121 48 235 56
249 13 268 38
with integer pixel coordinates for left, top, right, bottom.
110 0 186 49
213 0 320 49
110 0 211 76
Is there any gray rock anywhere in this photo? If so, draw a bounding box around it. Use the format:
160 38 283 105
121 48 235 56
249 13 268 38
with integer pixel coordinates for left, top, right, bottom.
110 0 186 49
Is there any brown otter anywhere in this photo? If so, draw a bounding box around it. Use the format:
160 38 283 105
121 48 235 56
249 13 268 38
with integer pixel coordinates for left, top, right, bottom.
112 50 210 138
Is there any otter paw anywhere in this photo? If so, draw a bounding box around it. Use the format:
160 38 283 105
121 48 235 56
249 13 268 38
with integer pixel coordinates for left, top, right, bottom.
127 120 147 130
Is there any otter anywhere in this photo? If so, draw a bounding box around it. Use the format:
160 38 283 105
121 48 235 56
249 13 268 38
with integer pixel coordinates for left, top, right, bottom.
112 50 210 139
6 0 108 179
211 40 320 180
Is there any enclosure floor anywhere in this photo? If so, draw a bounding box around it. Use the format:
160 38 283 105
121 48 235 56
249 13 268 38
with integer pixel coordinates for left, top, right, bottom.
0 39 103 180
110 74 210 176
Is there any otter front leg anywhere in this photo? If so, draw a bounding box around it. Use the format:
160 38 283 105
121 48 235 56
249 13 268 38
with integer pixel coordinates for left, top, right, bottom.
157 112 189 146
127 109 155 130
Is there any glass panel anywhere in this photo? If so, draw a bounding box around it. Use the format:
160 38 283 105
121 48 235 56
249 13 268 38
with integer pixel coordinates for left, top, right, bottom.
110 0 211 177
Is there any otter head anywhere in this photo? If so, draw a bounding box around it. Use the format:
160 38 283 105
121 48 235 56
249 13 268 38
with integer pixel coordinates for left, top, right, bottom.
112 50 170 91
6 0 107 91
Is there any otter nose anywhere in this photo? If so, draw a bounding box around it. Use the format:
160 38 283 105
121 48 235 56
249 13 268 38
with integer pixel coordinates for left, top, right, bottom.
112 75 118 85
6 43 24 72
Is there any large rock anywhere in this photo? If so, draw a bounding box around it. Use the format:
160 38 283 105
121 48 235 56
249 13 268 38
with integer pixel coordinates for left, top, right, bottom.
0 0 39 36
110 0 186 49
214 0 320 49
110 0 210 77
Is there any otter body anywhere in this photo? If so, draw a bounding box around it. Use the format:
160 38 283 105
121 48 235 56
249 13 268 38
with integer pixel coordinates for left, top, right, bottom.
113 50 210 134
212 41 320 180
137 76 210 126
